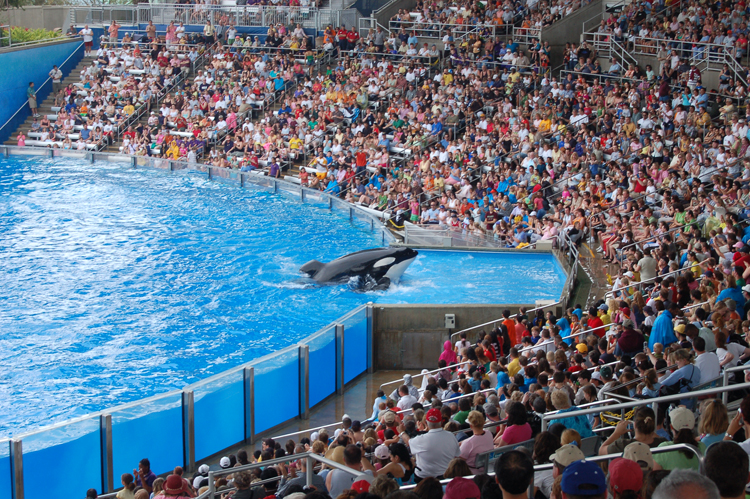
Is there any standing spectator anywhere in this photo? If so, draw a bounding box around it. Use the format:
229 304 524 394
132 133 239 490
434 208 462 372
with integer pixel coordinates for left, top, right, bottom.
49 65 62 95
649 302 680 350
146 21 156 41
27 82 38 118
78 24 93 56
405 408 461 482
108 21 121 44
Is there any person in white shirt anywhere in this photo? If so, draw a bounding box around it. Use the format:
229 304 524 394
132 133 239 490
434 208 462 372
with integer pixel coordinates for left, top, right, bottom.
78 25 94 56
693 336 720 384
402 408 461 480
396 385 418 411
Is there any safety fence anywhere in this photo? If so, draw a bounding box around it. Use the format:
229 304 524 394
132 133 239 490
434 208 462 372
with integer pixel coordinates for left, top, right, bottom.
69 4 356 31
0 145 393 499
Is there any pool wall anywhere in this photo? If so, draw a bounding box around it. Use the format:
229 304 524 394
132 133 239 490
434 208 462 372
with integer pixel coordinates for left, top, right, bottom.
0 146 573 499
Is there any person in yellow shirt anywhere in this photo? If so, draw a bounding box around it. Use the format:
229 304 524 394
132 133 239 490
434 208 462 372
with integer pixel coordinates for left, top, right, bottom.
166 140 180 159
507 348 521 378
123 102 135 116
598 304 612 326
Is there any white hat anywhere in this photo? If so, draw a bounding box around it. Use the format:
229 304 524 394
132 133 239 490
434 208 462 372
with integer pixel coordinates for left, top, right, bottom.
374 444 390 460
198 464 210 474
220 456 231 468
591 371 602 381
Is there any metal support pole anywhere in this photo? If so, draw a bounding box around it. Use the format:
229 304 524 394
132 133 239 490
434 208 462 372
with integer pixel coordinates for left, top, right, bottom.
366 303 374 374
723 370 730 405
10 439 23 499
207 166 212 180
182 390 195 472
241 172 245 187
328 196 332 209
169 161 174 172
100 414 114 493
3 147 8 158
305 456 313 487
244 367 256 444
349 207 353 221
299 345 310 419
335 324 345 395
300 187 305 201
273 179 278 193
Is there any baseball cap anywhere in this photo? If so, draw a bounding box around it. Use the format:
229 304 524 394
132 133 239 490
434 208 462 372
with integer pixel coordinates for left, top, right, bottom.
198 464 209 474
381 410 396 425
600 366 613 379
561 460 607 496
426 407 442 423
444 477 481 499
352 480 371 493
609 458 644 493
598 303 609 311
622 318 634 329
576 344 588 354
483 402 499 417
623 441 655 472
591 371 602 381
374 444 390 460
670 407 695 431
219 456 231 468
552 444 585 467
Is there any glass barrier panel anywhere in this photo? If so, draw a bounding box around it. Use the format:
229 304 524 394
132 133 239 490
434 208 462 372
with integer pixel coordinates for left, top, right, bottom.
191 369 245 461
307 326 336 408
253 347 300 434
342 306 368 383
277 181 299 196
111 392 183 478
21 417 101 499
0 441 11 499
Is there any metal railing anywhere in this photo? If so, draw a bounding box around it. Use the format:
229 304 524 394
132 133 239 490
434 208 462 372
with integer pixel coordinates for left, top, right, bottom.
449 300 562 342
721 364 750 405
69 4 349 31
542 381 750 431
379 363 464 388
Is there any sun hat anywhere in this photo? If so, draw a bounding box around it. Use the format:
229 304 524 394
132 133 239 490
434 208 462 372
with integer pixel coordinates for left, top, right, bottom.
551 444 585 468
670 407 695 431
381 410 396 425
609 458 644 493
164 475 188 495
561 460 606 496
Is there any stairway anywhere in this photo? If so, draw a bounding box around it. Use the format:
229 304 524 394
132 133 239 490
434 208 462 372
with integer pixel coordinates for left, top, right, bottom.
3 56 97 146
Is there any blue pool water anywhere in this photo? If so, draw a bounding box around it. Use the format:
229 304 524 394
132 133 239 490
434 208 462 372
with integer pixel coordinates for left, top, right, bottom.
0 156 565 437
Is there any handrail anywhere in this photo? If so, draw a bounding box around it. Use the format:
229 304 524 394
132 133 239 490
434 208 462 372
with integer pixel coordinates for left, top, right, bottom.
449 300 562 342
604 265 696 298
396 388 496 415
0 40 85 141
542 381 750 431
399 443 701 489
379 362 464 388
617 219 699 254
721 363 750 405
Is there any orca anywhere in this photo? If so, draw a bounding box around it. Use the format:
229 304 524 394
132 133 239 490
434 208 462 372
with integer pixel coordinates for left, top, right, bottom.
300 247 418 291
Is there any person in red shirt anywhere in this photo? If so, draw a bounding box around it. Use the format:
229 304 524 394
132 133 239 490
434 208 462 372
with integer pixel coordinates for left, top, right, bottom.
337 26 348 51
514 317 527 346
587 306 605 338
347 29 359 48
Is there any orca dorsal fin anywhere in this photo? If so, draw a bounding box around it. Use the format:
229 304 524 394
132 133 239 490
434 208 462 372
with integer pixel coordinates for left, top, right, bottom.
299 260 325 277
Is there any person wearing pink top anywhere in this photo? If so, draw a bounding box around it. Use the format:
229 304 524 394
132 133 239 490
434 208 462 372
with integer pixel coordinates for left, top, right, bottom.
494 401 532 447
459 410 495 474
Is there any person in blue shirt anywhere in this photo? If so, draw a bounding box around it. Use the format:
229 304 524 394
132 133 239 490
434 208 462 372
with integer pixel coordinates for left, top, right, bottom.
659 348 702 409
556 316 572 345
649 302 680 350
717 277 746 319
324 179 340 195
